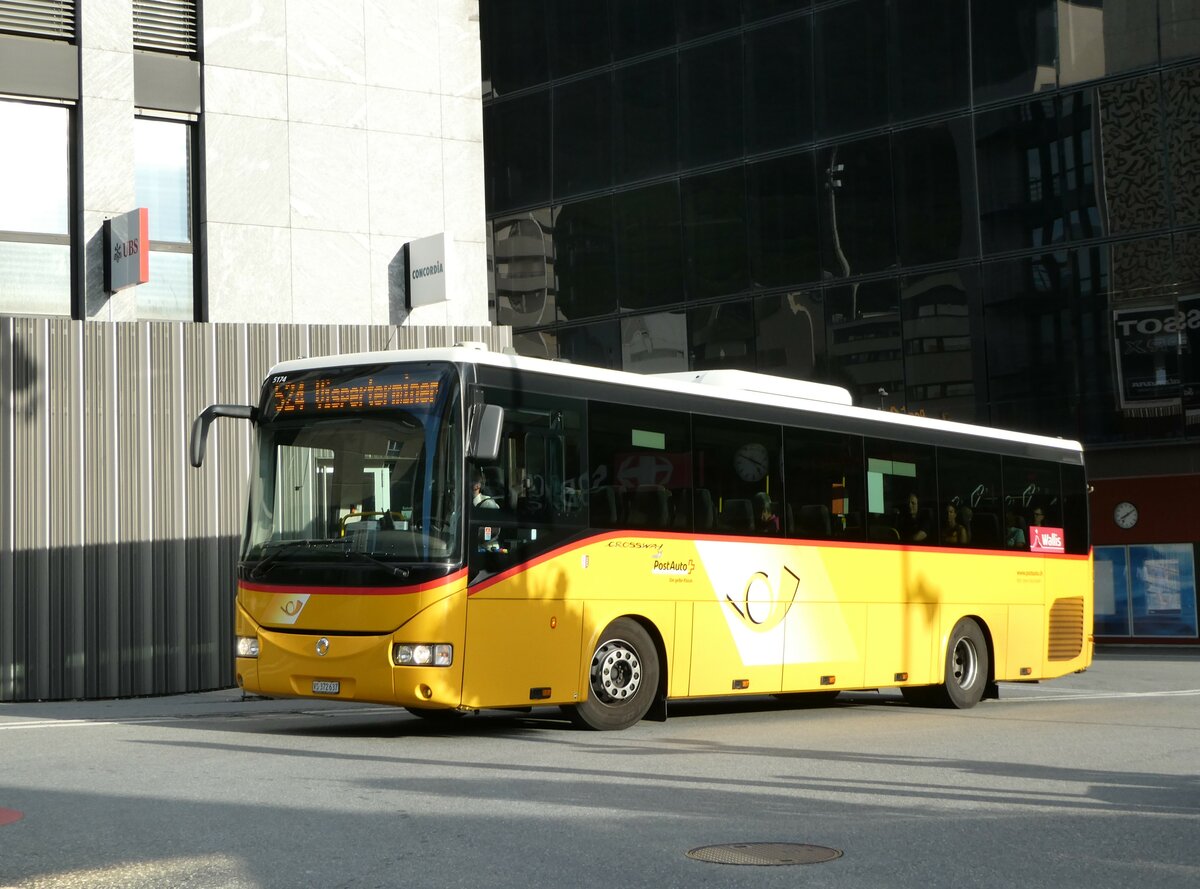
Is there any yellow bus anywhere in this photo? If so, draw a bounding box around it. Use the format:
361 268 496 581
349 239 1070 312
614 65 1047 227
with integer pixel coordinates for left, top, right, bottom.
191 345 1093 730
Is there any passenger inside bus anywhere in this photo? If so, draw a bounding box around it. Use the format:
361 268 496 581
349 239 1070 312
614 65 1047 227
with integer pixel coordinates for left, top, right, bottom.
942 503 968 546
898 493 931 542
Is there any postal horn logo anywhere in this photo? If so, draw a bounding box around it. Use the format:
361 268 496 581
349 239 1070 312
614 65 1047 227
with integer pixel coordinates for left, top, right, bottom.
726 566 801 632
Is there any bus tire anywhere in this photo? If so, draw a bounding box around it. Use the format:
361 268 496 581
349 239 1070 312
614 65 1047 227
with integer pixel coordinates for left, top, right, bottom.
938 618 989 709
567 618 660 731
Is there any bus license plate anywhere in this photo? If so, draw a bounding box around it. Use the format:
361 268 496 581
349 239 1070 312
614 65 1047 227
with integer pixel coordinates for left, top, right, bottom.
312 680 340 694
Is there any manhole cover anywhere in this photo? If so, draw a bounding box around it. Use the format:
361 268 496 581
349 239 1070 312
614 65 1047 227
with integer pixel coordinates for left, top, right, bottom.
686 842 842 866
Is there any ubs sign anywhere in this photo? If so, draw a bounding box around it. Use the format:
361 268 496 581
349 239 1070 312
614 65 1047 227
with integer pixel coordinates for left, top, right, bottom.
104 208 150 293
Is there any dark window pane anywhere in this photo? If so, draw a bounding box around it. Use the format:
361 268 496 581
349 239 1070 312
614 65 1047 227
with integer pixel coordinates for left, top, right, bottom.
677 0 740 39
485 93 551 212
559 321 621 370
744 0 810 22
549 0 611 78
587 400 691 530
975 97 1063 254
1002 457 1062 538
863 439 936 544
783 427 864 542
747 152 819 287
553 74 612 198
681 167 748 300
753 290 825 379
1161 0 1200 62
482 0 549 95
818 135 897 277
615 182 684 310
1165 65 1200 227
891 0 970 120
1090 75 1169 235
901 268 985 424
981 252 1080 437
688 301 756 371
611 0 676 60
893 119 979 266
936 447 1003 549
815 0 888 138
679 37 743 168
825 279 904 407
971 0 1057 103
622 311 688 372
693 416 783 536
493 209 555 328
745 16 812 153
1059 0 1158 84
615 56 677 182
512 329 557 359
554 197 618 321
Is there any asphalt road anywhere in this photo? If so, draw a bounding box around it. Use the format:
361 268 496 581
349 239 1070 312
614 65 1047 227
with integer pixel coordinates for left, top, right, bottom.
2 646 1198 889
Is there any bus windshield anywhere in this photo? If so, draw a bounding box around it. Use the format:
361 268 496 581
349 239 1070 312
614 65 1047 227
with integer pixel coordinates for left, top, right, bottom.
242 363 462 581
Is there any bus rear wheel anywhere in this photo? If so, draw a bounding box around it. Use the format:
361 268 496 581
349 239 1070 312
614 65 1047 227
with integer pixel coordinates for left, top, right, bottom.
567 618 660 731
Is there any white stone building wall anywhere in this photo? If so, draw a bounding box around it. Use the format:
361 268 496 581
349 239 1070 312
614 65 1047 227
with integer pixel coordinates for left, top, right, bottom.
81 0 488 326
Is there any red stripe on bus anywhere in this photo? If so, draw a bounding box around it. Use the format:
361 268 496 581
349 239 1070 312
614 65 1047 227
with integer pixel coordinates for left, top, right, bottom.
466 531 1088 595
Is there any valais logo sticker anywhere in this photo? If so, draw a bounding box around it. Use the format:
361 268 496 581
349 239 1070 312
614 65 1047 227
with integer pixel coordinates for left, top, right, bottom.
1029 526 1065 554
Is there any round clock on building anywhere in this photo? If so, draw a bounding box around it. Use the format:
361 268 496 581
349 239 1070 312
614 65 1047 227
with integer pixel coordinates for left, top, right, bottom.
1113 501 1139 529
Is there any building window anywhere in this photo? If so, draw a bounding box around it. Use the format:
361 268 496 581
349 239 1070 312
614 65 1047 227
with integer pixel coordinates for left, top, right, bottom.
0 0 75 41
0 99 71 316
134 116 193 320
133 0 197 56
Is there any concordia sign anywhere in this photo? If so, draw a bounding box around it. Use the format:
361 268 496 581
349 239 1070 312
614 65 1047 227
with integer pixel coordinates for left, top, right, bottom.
406 232 452 309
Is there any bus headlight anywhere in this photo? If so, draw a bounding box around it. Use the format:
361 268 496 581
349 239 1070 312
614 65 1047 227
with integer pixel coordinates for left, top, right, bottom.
236 636 260 658
393 643 453 667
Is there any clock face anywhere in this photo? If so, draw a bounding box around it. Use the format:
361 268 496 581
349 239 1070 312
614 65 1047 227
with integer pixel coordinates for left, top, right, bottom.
1113 501 1138 529
734 442 769 482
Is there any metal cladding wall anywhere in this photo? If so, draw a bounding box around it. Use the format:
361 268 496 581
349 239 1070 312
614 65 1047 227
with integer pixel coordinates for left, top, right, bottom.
0 318 511 702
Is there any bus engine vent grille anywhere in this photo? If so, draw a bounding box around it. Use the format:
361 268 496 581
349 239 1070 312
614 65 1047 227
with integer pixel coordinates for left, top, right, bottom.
1048 596 1085 661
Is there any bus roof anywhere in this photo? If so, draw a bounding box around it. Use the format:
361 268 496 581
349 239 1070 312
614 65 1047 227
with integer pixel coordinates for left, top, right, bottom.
268 345 1084 456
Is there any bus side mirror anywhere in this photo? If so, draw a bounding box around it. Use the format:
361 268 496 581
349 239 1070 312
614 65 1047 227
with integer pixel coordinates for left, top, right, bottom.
468 404 504 462
190 404 257 468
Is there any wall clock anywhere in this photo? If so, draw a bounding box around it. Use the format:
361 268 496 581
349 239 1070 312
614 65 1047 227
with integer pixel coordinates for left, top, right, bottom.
1113 501 1138 529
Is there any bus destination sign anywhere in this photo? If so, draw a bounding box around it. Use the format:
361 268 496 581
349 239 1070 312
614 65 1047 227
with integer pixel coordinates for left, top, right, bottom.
261 368 444 420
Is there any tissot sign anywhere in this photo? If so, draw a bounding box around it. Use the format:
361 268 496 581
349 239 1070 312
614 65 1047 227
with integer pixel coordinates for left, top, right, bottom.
104 208 150 293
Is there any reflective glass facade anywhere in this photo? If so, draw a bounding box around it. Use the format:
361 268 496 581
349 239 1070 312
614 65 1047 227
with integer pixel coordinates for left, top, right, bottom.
482 0 1200 450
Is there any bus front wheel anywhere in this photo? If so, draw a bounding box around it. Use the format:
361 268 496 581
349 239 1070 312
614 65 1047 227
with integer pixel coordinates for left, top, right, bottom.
567 618 660 731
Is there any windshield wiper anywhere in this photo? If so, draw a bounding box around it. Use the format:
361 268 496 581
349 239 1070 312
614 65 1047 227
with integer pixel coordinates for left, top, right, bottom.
248 539 340 579
344 549 411 580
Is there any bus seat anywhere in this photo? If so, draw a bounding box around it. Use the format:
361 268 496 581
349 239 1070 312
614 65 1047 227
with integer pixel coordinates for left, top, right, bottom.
628 485 671 529
694 488 714 531
589 485 622 527
798 504 832 538
971 511 1000 548
868 520 900 542
722 498 755 532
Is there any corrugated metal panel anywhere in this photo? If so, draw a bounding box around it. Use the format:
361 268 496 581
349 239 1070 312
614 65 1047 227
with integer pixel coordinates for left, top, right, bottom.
0 320 510 701
0 0 75 41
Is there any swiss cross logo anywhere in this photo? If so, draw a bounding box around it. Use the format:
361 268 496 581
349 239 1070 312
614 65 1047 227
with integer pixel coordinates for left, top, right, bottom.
1029 526 1065 554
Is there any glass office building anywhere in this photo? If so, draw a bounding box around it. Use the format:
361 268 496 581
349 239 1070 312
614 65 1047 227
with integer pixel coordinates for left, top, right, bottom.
481 0 1200 642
